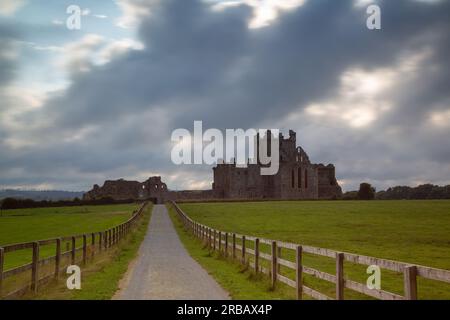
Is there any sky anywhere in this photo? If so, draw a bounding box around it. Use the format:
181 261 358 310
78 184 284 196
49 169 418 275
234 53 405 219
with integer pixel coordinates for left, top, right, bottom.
0 0 449 192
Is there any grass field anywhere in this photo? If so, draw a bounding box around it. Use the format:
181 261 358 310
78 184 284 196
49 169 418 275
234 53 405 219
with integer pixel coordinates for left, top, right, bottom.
178 200 450 299
0 204 139 270
33 205 152 300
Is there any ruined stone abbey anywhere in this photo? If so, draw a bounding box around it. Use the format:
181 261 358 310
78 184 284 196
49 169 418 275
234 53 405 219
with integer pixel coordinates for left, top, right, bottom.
83 130 341 203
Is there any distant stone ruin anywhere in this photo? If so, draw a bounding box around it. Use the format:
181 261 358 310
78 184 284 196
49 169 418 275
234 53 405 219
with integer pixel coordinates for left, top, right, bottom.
83 130 342 203
213 130 342 200
83 176 168 204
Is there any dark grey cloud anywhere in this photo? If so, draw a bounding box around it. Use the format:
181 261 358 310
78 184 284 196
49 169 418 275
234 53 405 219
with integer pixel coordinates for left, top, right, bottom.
1 0 450 191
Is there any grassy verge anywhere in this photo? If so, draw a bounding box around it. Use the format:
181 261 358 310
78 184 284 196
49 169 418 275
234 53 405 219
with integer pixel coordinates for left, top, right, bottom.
167 204 299 300
22 204 152 300
0 204 137 270
176 200 450 300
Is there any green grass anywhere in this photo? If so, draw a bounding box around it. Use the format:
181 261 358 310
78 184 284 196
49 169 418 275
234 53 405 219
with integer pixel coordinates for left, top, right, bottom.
177 200 450 300
32 205 152 300
0 204 139 270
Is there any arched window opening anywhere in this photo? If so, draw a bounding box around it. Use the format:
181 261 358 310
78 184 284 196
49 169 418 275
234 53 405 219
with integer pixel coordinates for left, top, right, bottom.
291 169 295 188
304 169 308 189
298 168 302 189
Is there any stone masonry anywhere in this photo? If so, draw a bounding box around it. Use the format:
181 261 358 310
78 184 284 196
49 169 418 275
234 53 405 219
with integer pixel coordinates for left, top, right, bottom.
212 130 342 200
83 130 341 202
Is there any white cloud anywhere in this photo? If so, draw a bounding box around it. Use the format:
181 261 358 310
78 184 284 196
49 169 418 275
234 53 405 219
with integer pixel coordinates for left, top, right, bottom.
56 34 144 75
353 0 378 8
291 49 433 129
0 0 26 16
302 67 395 128
61 34 105 74
209 0 306 29
0 85 51 149
429 109 450 127
114 0 155 28
97 38 144 65
60 34 145 74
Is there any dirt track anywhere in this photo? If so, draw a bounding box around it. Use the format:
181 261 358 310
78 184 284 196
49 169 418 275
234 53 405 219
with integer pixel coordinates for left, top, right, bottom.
114 204 229 300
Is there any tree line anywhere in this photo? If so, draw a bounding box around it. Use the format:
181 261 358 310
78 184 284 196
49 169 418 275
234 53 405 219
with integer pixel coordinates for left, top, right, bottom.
0 197 135 210
343 183 450 200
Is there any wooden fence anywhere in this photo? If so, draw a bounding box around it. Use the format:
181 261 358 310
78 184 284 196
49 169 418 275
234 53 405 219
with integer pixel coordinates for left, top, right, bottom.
171 201 450 300
0 202 148 299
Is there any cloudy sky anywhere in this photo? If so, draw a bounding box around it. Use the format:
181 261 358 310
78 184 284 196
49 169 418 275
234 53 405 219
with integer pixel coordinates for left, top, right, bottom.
0 0 449 192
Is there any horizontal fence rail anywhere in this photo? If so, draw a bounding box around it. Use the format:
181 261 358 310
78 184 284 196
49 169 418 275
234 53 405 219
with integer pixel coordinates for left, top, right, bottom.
171 201 450 300
0 202 148 299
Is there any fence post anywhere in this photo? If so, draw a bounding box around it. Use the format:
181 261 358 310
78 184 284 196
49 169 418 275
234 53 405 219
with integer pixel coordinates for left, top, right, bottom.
113 228 116 245
0 247 4 296
296 246 303 300
213 230 216 251
108 229 112 248
55 238 61 280
208 228 212 249
271 241 277 289
336 252 344 300
218 232 222 253
242 235 246 264
99 232 103 252
203 226 206 242
31 242 39 293
404 266 418 300
71 236 76 265
225 233 229 257
82 235 87 265
232 234 236 259
254 238 260 273
91 233 95 259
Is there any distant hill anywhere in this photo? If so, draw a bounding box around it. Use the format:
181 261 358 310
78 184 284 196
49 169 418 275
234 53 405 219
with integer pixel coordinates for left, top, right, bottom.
0 189 85 201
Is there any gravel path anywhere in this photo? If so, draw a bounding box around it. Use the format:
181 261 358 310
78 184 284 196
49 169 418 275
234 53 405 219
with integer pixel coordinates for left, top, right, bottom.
114 204 230 300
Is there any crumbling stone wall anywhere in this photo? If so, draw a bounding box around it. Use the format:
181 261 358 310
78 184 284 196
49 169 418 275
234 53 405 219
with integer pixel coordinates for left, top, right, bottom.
83 176 169 204
212 130 342 200
83 130 341 202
